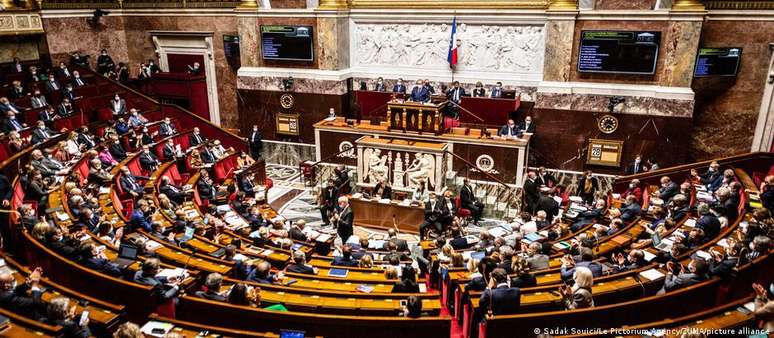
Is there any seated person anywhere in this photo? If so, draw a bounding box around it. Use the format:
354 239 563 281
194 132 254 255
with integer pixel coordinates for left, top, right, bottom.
43 297 92 338
79 242 122 277
392 266 420 293
247 261 280 284
618 194 642 222
0 267 46 320
196 273 227 301
134 259 182 304
661 258 709 293
518 116 535 134
560 247 603 281
373 178 392 199
656 176 679 203
498 119 521 139
158 176 187 204
285 251 317 275
571 198 606 232
332 245 360 267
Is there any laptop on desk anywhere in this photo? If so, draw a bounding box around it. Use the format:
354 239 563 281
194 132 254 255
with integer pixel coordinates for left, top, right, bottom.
112 243 139 269
652 232 673 252
179 226 195 244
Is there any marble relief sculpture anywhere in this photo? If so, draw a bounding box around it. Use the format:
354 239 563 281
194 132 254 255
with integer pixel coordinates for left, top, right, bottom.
363 148 389 183
393 154 405 188
406 152 435 190
353 23 545 74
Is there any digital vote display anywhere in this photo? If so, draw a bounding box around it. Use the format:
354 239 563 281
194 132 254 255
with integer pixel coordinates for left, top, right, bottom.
261 25 314 62
694 47 742 77
578 30 661 75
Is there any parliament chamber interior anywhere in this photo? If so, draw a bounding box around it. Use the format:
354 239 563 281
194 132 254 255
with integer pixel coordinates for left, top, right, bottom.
0 0 773 337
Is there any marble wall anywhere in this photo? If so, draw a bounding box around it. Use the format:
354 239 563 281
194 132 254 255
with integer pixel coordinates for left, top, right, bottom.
593 0 657 10
690 20 774 160
0 36 41 63
41 14 240 129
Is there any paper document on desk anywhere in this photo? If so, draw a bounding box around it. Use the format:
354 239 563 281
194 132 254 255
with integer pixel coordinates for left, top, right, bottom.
639 269 665 281
642 250 656 262
141 321 174 337
683 218 697 227
694 250 712 261
99 187 111 195
315 234 332 242
156 268 186 280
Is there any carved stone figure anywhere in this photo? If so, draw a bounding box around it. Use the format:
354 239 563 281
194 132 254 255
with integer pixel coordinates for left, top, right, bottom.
363 148 389 184
406 152 435 189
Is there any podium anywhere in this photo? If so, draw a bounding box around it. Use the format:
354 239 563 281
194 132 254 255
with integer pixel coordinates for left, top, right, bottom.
387 100 447 134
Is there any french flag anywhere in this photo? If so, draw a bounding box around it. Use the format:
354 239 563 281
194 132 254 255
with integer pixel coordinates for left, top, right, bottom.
447 16 458 68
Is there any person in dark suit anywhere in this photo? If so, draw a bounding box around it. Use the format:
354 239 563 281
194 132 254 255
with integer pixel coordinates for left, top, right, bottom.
197 170 217 201
373 77 386 92
333 196 354 242
472 82 486 97
661 258 708 293
571 198 606 232
518 116 535 134
138 145 160 172
159 176 187 204
523 171 539 213
319 179 337 226
439 190 457 227
392 78 406 94
419 192 443 239
560 248 604 281
535 167 557 188
109 137 127 161
625 155 646 175
38 106 57 128
498 119 521 139
44 297 92 338
45 76 61 93
691 161 722 186
446 81 466 104
384 228 408 252
392 266 420 293
657 176 680 203
696 203 721 239
79 242 122 277
0 267 46 320
196 273 227 301
189 127 206 147
490 82 503 98
460 178 484 223
240 173 256 196
71 71 87 87
158 118 176 137
58 98 75 117
56 62 72 78
61 83 77 102
0 173 11 208
96 49 115 74
30 121 55 145
134 258 181 303
332 245 360 267
288 220 310 242
2 110 25 133
709 243 741 279
129 200 153 232
248 125 262 159
199 146 216 164
619 194 642 222
478 268 521 315
373 178 392 199
161 139 178 162
577 170 598 205
8 81 27 99
286 251 317 275
119 167 146 198
409 79 430 102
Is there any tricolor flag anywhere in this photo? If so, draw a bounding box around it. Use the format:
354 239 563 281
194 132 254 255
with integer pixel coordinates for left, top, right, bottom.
447 16 458 68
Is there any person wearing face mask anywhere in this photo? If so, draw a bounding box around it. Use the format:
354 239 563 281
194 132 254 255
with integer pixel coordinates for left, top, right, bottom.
656 176 679 203
577 170 598 205
71 70 87 87
392 78 406 95
57 61 72 78
30 90 48 108
660 257 708 293
139 127 155 145
423 79 434 94
188 62 202 75
248 124 263 159
31 121 55 145
2 110 26 133
159 117 177 137
472 81 486 97
419 192 444 240
0 266 47 320
625 154 645 175
58 98 75 117
410 79 430 102
498 118 521 139
490 81 503 98
446 80 465 104
97 49 115 74
128 108 149 127
374 77 386 92
691 161 721 186
518 115 535 134
111 94 126 116
61 83 77 101
189 127 206 147
139 145 160 172
0 96 25 115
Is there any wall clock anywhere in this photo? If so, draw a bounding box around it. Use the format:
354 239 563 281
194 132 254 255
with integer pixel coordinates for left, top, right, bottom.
280 93 295 109
598 114 619 134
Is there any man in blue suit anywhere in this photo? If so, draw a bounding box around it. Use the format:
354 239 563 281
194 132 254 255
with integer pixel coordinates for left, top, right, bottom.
392 78 406 95
560 248 603 281
129 199 153 232
471 268 520 337
409 79 430 102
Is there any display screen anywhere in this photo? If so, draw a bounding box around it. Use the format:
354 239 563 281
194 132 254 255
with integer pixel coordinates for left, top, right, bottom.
223 35 240 58
577 30 661 75
261 25 314 62
694 47 742 77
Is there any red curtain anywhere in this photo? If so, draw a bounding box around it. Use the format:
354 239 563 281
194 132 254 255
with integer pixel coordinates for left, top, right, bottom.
166 54 205 74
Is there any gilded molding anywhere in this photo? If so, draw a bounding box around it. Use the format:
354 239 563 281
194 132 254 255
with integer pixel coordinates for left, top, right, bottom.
319 0 351 9
704 1 774 10
348 0 548 9
0 13 44 36
548 0 577 10
672 0 705 11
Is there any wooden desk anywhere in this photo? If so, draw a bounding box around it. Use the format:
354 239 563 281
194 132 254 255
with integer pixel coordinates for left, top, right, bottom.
350 197 424 233
387 100 446 134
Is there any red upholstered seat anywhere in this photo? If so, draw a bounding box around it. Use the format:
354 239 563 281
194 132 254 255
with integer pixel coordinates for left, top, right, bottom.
454 195 471 218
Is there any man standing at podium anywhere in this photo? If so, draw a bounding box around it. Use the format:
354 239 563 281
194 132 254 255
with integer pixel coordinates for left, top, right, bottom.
392 78 407 95
410 79 430 103
447 81 465 104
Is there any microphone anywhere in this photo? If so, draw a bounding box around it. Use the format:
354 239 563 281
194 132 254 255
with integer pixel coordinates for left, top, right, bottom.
182 246 197 272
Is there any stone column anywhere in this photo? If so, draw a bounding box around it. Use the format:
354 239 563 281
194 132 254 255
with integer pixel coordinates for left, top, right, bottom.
315 10 350 70
752 44 774 152
542 10 577 82
236 7 260 68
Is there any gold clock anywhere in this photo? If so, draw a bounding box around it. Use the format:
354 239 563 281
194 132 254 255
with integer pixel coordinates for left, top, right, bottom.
598 114 619 134
280 93 295 109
